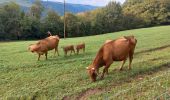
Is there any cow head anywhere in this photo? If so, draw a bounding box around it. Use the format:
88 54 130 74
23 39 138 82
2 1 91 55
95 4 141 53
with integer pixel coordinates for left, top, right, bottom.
28 44 34 52
86 65 97 82
28 44 40 53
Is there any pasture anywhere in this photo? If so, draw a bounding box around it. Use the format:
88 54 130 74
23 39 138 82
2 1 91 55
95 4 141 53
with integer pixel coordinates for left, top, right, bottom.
0 26 170 99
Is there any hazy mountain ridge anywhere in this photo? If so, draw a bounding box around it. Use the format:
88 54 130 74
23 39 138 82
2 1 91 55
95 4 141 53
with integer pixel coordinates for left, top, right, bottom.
0 0 99 15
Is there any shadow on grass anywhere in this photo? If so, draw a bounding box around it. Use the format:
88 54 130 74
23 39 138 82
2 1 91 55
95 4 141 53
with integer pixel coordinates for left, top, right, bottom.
135 44 170 55
23 52 92 65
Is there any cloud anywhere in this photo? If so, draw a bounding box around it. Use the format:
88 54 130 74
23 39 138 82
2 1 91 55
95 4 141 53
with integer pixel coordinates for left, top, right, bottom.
43 0 125 6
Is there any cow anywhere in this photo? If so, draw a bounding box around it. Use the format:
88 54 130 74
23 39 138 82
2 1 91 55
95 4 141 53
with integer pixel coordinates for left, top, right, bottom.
28 35 60 60
75 43 85 54
62 45 75 56
86 35 137 82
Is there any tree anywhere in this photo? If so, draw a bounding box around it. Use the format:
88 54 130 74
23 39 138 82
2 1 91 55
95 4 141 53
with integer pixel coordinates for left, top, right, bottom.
0 2 21 40
21 0 44 39
65 13 79 37
103 2 123 32
42 10 63 37
77 12 92 36
30 0 44 19
91 2 123 34
123 0 170 28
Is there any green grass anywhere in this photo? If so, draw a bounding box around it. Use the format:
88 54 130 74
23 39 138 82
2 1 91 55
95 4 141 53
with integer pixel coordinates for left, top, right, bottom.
0 26 170 100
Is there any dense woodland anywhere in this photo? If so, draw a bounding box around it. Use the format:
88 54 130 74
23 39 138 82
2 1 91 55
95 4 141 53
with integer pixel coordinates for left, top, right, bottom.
0 0 170 40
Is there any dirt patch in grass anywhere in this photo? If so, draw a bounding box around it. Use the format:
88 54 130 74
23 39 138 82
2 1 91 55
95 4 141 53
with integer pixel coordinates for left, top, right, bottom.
62 88 105 100
62 61 170 100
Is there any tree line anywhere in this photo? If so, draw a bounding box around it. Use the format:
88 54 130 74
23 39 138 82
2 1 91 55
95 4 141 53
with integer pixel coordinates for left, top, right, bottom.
0 0 170 40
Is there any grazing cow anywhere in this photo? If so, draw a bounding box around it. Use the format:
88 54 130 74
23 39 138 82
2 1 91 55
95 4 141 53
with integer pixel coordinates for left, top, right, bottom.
28 35 60 60
86 36 137 82
75 43 85 54
62 45 75 56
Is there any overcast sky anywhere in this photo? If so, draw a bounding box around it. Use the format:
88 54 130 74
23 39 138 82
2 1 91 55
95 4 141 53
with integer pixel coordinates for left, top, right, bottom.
42 0 125 6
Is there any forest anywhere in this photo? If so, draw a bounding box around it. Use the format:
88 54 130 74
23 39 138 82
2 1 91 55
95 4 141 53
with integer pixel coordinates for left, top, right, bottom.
0 0 170 40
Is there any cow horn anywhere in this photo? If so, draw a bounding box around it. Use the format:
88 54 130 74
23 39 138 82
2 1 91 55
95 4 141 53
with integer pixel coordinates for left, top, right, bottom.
92 68 95 70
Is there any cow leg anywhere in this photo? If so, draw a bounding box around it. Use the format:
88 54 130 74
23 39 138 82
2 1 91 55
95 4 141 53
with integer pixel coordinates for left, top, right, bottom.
101 64 111 79
45 52 48 60
76 49 78 54
65 51 67 56
55 47 59 56
38 54 41 61
70 50 72 55
119 60 126 71
96 68 99 75
73 49 75 54
128 56 133 70
101 67 107 79
128 51 134 70
57 49 59 56
77 49 79 55
54 48 56 56
106 68 109 75
83 48 85 53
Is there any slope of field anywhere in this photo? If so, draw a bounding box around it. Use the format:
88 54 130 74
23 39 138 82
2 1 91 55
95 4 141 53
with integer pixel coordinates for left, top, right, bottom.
0 26 170 99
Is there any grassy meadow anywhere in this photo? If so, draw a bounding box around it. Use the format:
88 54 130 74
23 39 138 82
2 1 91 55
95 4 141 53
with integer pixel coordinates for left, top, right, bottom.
0 26 170 100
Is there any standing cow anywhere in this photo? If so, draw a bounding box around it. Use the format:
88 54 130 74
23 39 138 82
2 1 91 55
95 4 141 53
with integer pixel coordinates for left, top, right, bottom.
62 45 75 56
86 36 137 82
28 35 60 60
75 43 85 54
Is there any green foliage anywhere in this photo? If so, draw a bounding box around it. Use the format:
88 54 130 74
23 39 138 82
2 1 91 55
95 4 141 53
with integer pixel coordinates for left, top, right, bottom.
123 0 170 27
29 0 44 19
102 2 123 32
0 0 170 40
42 10 63 36
65 12 79 37
0 2 21 40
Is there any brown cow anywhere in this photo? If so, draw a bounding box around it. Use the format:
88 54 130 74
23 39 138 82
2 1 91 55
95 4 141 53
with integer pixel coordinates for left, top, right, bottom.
86 36 137 82
75 43 85 54
62 45 75 56
28 35 60 60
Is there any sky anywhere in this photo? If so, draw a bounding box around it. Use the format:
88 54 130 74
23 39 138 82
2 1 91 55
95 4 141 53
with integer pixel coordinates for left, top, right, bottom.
42 0 125 6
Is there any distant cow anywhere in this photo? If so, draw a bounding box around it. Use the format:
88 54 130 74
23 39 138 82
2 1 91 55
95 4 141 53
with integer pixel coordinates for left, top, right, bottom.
75 43 85 54
28 35 60 60
86 35 137 82
62 45 75 56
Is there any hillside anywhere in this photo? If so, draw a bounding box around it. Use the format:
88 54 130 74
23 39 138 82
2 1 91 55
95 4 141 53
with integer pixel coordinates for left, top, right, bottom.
0 0 98 15
0 26 170 99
